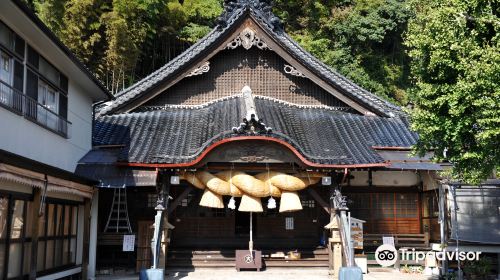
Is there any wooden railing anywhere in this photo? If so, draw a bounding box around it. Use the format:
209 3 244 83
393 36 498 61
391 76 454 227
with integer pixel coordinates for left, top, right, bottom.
0 80 70 138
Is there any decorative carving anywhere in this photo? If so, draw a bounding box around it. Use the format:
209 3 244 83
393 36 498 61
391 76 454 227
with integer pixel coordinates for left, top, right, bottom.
226 28 270 50
240 155 268 162
201 140 299 164
186 61 210 77
284 64 306 78
332 188 348 211
218 0 283 31
232 86 272 135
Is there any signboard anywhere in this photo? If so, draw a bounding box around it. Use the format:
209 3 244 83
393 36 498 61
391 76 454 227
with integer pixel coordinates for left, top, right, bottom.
350 218 365 249
123 235 135 252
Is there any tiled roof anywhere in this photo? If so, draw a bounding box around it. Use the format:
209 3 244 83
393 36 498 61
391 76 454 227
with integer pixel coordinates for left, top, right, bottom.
97 1 399 116
92 96 417 166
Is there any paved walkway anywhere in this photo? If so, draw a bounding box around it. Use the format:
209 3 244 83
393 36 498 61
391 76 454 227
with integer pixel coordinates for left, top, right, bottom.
96 268 438 280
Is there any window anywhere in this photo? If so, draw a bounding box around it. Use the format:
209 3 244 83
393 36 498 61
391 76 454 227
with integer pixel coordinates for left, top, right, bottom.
347 192 420 234
147 193 157 208
0 51 13 106
0 193 33 280
0 22 14 51
0 20 70 137
38 80 60 131
26 49 69 136
37 201 78 274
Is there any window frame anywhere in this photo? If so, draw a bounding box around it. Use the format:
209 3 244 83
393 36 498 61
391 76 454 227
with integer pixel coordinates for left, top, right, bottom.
0 191 32 280
36 198 80 276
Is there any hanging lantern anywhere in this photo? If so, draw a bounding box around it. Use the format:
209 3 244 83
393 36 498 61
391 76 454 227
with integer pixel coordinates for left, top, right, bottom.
228 196 236 210
267 197 276 209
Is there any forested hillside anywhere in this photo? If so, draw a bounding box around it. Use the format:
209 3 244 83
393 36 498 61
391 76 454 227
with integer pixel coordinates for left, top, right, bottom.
22 0 411 104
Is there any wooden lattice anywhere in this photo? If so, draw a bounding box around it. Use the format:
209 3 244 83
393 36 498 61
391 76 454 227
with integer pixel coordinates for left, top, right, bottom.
142 48 350 108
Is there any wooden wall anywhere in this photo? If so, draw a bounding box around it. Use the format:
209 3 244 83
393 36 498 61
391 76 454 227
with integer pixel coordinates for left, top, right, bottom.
141 48 353 110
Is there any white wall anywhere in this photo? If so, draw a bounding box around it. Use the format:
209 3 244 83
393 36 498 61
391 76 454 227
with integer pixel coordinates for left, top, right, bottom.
0 84 93 172
0 2 101 172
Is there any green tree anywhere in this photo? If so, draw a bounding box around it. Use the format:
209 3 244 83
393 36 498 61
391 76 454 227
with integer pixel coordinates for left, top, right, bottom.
33 0 67 37
61 0 106 77
274 0 412 104
102 0 165 93
406 0 500 182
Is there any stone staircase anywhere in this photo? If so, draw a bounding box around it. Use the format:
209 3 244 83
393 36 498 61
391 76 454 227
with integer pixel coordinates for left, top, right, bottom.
166 248 329 269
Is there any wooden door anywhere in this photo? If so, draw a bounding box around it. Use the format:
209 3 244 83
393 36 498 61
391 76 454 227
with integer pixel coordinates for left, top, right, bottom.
136 220 154 272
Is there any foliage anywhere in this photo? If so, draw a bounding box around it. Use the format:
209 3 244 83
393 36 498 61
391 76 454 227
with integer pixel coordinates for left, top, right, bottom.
274 0 413 104
33 0 67 37
463 257 492 279
406 0 500 182
61 0 106 76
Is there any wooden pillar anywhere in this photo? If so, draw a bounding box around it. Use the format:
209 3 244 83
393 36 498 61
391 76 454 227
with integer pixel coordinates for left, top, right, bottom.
81 198 91 280
29 188 41 280
88 191 99 279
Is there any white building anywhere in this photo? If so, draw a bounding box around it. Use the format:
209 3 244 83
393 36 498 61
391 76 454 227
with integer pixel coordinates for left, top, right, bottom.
0 0 111 279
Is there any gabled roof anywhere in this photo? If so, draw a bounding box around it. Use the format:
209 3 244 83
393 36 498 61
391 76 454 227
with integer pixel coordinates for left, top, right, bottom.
92 95 416 167
98 0 400 116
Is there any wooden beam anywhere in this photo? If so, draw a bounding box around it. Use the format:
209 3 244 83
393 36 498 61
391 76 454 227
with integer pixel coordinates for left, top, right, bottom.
81 198 91 280
29 188 41 280
307 188 329 214
168 186 194 215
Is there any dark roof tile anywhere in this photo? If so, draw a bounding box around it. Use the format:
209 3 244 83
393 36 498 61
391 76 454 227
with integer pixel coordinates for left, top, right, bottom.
98 3 399 116
92 97 417 166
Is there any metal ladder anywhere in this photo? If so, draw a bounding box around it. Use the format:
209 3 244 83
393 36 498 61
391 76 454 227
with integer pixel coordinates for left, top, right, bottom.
104 188 132 233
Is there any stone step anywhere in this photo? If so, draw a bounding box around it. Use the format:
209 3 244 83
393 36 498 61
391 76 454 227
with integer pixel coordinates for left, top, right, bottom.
167 260 329 268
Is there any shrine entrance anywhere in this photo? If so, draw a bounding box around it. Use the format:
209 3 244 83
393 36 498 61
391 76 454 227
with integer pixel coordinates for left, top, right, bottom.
234 202 252 236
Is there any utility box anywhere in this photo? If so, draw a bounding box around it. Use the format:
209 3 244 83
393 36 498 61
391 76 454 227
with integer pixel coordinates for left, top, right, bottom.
235 250 262 271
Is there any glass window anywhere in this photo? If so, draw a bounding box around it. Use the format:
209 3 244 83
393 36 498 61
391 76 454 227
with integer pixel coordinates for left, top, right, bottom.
22 243 31 275
55 205 63 236
45 240 54 269
0 22 14 50
0 243 4 279
71 206 77 235
39 57 59 86
24 202 33 238
38 80 59 113
47 204 55 236
37 202 79 273
7 243 22 278
37 241 45 272
0 51 13 107
64 205 70 235
0 197 8 239
10 200 24 239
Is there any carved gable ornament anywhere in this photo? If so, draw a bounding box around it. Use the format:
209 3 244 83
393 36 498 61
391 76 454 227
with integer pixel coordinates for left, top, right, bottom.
226 27 270 50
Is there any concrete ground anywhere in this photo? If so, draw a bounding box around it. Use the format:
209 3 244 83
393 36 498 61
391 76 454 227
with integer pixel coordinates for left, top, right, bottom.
96 268 438 280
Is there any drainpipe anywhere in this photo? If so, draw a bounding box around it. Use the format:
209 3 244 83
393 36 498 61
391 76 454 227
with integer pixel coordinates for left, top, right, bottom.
450 184 463 280
438 182 448 277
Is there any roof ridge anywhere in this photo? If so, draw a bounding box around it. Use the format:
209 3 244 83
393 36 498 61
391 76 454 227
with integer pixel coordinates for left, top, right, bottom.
253 95 353 112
